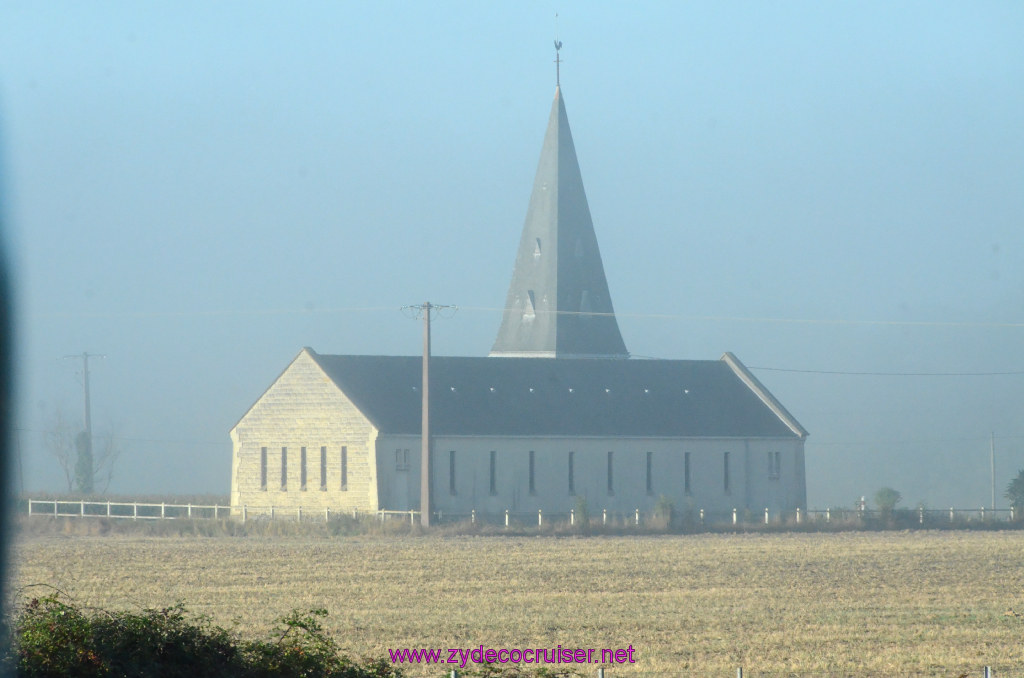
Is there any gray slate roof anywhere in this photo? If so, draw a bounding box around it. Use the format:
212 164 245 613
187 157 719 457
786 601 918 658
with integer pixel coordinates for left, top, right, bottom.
308 352 803 439
491 87 629 358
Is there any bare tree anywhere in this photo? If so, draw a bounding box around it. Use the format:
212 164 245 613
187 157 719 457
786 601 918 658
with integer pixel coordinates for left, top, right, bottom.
44 408 122 494
44 409 77 491
90 427 121 493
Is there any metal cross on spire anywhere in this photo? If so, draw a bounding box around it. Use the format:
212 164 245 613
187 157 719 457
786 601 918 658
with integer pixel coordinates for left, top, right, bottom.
554 39 563 87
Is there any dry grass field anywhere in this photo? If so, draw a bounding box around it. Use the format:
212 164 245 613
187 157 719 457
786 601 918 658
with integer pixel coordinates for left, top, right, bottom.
7 526 1024 676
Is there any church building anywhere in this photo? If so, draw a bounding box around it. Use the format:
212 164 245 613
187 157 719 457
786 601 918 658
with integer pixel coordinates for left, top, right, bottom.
230 72 808 522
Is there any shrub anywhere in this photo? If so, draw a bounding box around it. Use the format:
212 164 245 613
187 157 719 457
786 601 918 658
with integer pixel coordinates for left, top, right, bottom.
11 596 242 677
572 496 590 535
651 495 674 530
6 595 404 678
1006 469 1024 514
874 487 901 515
5 595 581 677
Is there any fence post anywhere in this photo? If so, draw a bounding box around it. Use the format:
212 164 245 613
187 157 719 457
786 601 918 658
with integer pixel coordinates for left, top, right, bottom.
732 508 737 525
54 500 58 518
27 500 32 517
409 509 415 525
505 509 509 527
570 509 575 526
826 507 830 523
107 501 111 518
325 507 330 522
538 509 543 526
297 507 302 522
919 506 924 524
602 508 607 526
597 668 605 678
796 507 801 524
188 503 192 519
451 670 459 678
270 506 275 520
161 502 165 519
981 506 986 522
635 508 640 525
242 505 247 523
1013 506 1016 521
353 507 358 519
80 501 85 517
950 507 954 523
133 503 138 520
764 507 769 524
737 668 743 678
471 509 475 524
984 665 992 678
699 508 704 527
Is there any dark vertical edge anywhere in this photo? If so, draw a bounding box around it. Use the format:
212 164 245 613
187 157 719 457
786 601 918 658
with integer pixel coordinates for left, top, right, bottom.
0 102 14 668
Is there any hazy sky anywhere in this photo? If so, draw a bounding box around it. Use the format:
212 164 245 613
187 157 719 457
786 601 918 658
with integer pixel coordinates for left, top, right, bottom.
2 2 1023 509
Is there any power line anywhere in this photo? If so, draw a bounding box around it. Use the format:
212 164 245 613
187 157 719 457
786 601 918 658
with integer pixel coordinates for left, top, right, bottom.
31 304 1024 329
749 366 1024 377
35 306 396 320
14 428 222 447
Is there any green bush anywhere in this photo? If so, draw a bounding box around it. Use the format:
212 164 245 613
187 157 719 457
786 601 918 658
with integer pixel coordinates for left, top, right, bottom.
4 595 582 677
572 496 590 535
6 595 402 678
649 495 674 530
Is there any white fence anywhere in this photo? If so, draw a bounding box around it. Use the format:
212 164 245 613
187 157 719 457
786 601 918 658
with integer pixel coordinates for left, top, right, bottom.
23 499 1019 528
26 499 230 520
802 506 1015 525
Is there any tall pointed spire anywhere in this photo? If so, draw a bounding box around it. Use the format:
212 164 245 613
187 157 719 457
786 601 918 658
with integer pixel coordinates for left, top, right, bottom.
490 79 629 359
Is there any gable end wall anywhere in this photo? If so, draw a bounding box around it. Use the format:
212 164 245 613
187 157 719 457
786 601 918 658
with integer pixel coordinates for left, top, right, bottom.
230 350 379 514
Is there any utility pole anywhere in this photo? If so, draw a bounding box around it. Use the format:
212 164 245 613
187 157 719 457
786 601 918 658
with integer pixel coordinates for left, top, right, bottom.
63 352 104 493
990 432 996 511
402 303 455 527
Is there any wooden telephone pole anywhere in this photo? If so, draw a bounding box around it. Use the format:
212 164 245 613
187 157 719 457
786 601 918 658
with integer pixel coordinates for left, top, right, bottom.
62 352 104 493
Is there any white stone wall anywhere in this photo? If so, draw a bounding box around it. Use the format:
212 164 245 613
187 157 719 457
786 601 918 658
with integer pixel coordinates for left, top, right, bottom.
230 350 380 514
376 434 806 519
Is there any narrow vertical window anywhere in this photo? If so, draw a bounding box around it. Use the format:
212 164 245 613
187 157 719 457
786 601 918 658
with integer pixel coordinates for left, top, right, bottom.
528 450 536 495
568 451 575 496
684 452 691 495
646 452 653 495
449 450 457 495
320 447 327 490
300 447 307 491
723 451 730 493
489 451 497 495
341 446 348 491
281 447 288 491
607 451 614 495
260 447 268 491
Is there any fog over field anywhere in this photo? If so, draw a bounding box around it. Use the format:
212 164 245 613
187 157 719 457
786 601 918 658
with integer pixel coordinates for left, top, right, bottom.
1 2 1023 509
